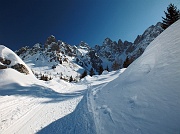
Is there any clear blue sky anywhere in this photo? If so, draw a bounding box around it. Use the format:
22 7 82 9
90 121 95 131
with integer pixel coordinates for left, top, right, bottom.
0 0 180 50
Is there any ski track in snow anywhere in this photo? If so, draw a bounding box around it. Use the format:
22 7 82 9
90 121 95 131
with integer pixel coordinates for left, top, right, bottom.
0 95 83 134
86 71 123 134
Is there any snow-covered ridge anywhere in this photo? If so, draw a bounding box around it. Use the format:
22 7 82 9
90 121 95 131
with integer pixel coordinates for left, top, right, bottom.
16 22 163 79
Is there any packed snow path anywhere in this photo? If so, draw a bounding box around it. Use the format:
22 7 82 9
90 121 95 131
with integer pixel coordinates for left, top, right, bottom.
0 95 83 134
37 71 122 134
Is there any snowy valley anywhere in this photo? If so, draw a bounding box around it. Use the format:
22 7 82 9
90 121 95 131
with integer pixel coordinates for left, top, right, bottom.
0 19 180 134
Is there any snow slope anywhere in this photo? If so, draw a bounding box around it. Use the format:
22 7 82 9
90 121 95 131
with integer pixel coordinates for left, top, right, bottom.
0 46 85 134
89 20 180 133
37 70 124 134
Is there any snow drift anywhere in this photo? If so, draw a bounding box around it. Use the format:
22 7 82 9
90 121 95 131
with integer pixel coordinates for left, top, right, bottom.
90 20 180 134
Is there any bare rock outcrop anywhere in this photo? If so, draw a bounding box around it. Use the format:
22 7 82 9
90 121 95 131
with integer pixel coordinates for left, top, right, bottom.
11 63 29 75
0 64 7 69
0 57 11 65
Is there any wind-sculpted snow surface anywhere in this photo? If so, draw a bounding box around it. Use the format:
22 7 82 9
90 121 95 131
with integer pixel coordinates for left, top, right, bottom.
89 20 180 133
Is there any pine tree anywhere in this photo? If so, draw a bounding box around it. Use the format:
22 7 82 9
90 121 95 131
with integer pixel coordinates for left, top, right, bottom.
123 56 134 68
89 68 95 76
98 65 104 75
106 65 109 72
80 70 87 79
112 60 120 71
162 3 180 29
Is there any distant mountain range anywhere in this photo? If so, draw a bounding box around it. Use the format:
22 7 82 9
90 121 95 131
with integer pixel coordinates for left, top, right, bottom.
15 22 163 81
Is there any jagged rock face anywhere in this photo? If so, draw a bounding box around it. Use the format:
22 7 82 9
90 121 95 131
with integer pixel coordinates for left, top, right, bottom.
130 22 163 59
94 38 132 64
11 63 29 75
45 35 56 48
16 22 163 75
15 46 29 56
95 38 121 62
49 42 60 52
44 35 61 52
93 22 163 70
88 50 102 71
59 41 76 56
78 41 90 49
117 39 125 52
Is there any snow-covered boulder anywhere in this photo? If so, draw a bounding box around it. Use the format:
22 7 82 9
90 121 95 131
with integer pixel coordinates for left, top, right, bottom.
0 45 32 75
0 46 30 68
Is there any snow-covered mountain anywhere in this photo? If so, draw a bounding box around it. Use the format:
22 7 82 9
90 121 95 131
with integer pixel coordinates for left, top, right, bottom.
16 37 84 82
95 22 163 69
16 22 163 80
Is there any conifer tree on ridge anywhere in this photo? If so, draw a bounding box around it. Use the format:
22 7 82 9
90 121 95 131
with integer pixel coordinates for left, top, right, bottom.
162 3 180 29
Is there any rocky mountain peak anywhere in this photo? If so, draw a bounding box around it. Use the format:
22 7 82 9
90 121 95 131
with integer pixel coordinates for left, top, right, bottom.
45 35 57 48
103 37 113 46
78 41 90 50
33 43 42 49
134 35 142 44
15 22 164 79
